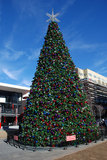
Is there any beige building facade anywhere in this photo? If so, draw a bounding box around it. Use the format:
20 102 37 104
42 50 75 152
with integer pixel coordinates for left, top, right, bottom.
77 68 107 118
77 68 107 87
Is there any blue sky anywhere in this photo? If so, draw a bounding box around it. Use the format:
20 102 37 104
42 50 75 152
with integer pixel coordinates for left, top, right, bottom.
0 0 107 87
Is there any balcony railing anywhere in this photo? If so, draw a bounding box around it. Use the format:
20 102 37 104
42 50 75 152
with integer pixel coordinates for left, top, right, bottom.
1 108 21 114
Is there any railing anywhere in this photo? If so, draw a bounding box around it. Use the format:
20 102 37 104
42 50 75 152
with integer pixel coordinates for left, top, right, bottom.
1 108 22 114
5 126 107 151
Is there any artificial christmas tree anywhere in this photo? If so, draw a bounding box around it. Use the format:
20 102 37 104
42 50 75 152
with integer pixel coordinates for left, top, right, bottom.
19 11 99 147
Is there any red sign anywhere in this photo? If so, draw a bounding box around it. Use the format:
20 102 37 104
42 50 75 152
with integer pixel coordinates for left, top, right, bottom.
66 135 76 141
0 122 1 129
14 135 18 141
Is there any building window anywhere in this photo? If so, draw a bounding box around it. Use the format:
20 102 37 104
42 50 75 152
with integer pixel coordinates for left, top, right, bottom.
79 72 83 76
0 97 6 103
89 73 92 77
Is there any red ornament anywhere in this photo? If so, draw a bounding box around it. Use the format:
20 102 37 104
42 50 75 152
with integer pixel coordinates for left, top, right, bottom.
88 128 90 132
81 103 83 106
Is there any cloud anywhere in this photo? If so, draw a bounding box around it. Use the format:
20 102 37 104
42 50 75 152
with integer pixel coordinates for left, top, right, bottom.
28 48 40 60
12 0 43 18
0 39 25 61
0 49 24 61
2 68 17 80
70 40 98 50
60 0 76 16
2 68 24 80
96 67 107 75
69 41 107 54
93 57 107 76
94 58 107 67
21 79 31 86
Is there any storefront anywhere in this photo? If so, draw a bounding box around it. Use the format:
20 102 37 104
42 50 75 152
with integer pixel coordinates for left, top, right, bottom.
0 82 30 128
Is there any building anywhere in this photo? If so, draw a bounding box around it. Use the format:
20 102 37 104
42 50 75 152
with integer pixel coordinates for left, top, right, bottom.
77 68 107 87
0 82 30 128
77 68 107 118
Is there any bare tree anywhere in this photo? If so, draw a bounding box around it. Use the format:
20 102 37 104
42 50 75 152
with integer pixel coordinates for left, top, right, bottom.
93 105 105 121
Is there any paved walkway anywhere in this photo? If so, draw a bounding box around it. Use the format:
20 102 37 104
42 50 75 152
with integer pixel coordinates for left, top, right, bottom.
0 139 107 160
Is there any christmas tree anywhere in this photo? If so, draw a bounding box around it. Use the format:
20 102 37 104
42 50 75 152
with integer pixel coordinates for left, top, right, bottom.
19 10 99 147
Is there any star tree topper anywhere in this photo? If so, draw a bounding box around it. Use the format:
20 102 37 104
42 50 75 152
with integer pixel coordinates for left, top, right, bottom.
46 9 60 22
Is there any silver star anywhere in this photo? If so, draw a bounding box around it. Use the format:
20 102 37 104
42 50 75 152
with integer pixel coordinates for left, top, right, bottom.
46 9 60 22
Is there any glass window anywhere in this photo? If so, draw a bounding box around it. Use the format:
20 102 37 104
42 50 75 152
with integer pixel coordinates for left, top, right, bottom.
89 73 92 77
0 97 6 103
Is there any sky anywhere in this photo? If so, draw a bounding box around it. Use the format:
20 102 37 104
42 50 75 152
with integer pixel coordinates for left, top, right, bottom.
0 0 107 87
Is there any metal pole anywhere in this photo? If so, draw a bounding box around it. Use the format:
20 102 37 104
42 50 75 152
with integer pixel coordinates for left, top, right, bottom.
15 108 18 125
